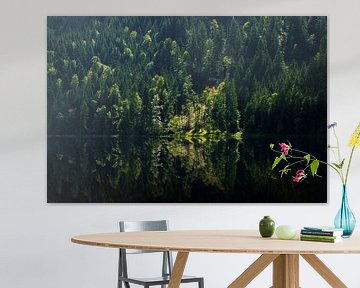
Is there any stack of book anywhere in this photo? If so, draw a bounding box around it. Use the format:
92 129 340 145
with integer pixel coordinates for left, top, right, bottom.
300 226 344 243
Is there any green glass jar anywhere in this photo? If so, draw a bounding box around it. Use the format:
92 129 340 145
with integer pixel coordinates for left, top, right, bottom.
259 216 275 237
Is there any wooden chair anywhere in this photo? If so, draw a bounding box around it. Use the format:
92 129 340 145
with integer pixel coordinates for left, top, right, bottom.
118 220 204 288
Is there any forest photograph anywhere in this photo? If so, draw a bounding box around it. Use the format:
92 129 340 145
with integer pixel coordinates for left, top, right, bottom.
47 16 327 203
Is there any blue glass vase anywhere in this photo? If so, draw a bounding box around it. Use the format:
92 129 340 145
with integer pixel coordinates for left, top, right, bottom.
334 185 356 237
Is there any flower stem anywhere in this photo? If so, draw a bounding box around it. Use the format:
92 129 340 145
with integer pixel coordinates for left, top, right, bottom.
281 148 345 182
317 159 344 183
330 147 338 164
332 127 345 182
345 145 356 185
345 128 360 185
333 127 342 165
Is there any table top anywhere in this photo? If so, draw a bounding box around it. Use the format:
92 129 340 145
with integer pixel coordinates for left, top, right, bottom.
71 230 360 254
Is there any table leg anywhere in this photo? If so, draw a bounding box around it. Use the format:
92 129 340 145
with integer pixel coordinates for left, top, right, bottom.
272 254 299 288
168 252 189 288
229 253 348 288
228 254 279 288
301 254 347 288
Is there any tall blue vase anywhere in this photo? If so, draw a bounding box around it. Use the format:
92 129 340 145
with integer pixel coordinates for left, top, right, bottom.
334 185 356 237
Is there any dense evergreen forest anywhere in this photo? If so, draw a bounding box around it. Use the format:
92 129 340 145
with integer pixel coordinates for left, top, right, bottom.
47 16 327 137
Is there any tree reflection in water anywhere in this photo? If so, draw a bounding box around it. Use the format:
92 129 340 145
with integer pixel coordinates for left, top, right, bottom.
47 135 326 203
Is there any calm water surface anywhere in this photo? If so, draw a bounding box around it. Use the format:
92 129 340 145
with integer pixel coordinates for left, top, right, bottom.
47 134 327 203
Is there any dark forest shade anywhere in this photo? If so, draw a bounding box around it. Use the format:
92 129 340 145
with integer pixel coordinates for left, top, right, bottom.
47 16 327 203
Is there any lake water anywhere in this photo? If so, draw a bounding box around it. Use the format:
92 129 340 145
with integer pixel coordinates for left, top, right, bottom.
47 135 327 203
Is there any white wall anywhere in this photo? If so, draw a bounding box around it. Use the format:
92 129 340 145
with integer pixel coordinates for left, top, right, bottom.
1 0 360 287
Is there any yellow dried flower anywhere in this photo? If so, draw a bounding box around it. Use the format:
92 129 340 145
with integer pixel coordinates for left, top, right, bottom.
349 122 360 147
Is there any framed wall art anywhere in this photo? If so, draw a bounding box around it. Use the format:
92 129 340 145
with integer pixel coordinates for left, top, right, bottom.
47 16 327 203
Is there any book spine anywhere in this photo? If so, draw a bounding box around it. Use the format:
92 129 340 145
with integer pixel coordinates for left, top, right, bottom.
300 234 337 240
300 237 338 243
301 230 336 236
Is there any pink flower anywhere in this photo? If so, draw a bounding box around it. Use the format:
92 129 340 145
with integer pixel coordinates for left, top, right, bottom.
293 170 306 183
279 143 290 155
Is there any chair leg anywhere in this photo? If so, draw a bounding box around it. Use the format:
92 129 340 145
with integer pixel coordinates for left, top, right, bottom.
198 278 204 288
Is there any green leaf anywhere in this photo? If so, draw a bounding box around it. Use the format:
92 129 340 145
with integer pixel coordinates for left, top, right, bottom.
310 160 320 176
272 154 285 170
332 159 345 169
270 143 274 149
339 158 345 169
332 162 341 169
304 154 311 164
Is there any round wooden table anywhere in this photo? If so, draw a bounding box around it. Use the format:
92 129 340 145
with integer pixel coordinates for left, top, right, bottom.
72 230 360 288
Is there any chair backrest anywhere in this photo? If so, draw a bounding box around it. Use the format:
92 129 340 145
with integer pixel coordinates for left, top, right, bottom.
120 220 168 232
119 220 169 254
118 220 174 281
